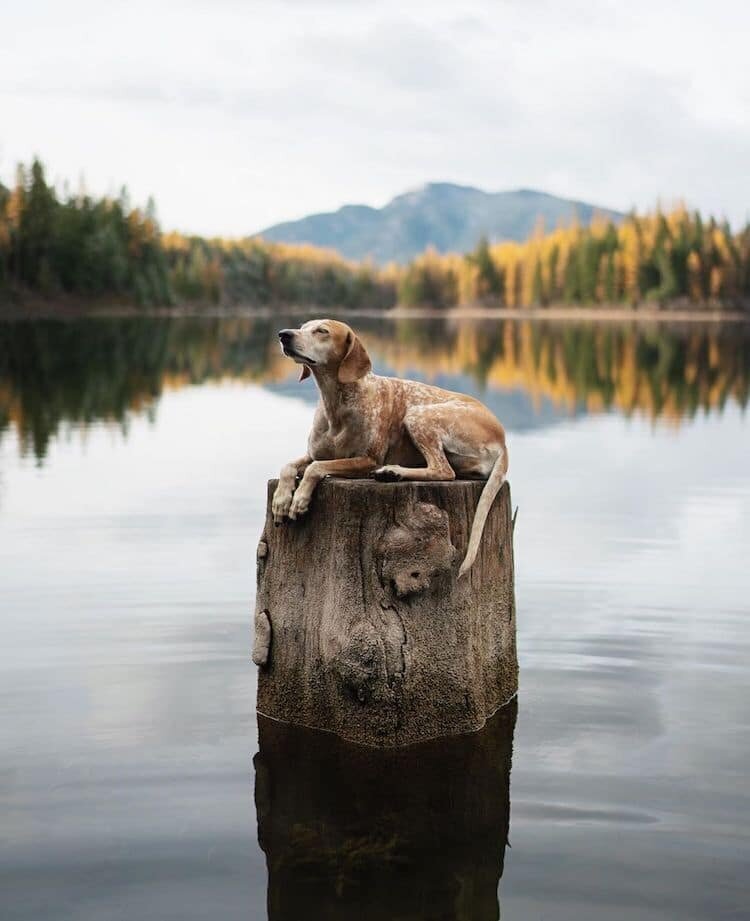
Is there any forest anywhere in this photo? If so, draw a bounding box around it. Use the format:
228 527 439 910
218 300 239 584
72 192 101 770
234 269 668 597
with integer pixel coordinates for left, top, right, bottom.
1 159 749 311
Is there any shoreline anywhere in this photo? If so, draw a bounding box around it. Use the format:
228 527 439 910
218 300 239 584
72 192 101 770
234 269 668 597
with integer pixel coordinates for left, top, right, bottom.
1 299 748 324
389 304 750 323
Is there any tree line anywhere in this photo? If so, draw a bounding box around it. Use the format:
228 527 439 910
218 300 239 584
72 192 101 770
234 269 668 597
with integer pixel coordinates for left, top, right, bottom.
0 159 393 309
403 212 750 309
0 160 171 306
1 159 749 310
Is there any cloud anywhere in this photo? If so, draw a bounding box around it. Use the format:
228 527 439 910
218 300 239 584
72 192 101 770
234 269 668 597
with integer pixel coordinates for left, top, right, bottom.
304 20 467 92
0 0 748 234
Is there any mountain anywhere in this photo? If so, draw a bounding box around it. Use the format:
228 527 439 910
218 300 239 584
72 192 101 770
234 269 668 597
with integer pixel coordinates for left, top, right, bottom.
257 183 624 263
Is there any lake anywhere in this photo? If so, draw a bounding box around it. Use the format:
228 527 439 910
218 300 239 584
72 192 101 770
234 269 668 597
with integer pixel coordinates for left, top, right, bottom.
1 314 749 920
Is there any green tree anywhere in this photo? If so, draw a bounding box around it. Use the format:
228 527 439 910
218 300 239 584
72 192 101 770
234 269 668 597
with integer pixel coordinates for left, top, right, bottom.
467 236 503 302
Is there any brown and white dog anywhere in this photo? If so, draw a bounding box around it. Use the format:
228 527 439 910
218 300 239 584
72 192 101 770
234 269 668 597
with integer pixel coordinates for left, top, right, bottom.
273 319 509 576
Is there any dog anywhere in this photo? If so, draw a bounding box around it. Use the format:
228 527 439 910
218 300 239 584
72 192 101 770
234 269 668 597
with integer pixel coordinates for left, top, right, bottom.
272 319 509 576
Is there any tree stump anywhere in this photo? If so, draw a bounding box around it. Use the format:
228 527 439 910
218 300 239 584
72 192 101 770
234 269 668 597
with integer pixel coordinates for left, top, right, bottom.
254 477 517 747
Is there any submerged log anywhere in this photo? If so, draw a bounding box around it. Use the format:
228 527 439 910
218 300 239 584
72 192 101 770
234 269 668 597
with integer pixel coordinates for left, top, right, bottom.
254 477 517 747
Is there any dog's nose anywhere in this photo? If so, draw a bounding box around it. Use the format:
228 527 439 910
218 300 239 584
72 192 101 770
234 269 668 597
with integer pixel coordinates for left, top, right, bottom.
278 329 294 345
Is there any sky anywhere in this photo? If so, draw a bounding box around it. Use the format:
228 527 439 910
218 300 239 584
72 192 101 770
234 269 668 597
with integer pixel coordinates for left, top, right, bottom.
1 0 749 237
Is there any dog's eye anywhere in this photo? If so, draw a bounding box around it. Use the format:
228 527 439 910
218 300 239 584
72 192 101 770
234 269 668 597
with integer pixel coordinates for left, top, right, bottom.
315 327 329 336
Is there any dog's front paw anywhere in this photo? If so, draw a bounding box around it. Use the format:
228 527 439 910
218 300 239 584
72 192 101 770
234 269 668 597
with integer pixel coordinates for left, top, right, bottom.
272 488 293 524
374 465 403 482
288 490 312 520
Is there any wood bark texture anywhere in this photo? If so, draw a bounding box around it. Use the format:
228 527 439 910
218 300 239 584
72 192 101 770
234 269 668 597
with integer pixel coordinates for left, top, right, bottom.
255 477 517 747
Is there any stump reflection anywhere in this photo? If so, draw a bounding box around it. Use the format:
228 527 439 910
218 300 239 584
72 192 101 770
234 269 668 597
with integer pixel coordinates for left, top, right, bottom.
254 698 516 921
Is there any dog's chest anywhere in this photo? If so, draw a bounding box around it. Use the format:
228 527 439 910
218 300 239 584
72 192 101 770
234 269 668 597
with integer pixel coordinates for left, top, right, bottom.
309 404 376 459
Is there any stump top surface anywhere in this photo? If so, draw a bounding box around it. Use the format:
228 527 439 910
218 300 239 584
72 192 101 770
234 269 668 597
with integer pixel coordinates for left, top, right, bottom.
268 476 498 495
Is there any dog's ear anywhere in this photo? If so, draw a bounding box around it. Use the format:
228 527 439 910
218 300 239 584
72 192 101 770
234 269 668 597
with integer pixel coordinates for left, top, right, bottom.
298 365 311 382
338 332 372 383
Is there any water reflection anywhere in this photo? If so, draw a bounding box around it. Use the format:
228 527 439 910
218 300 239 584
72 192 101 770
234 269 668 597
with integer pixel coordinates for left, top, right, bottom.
1 313 749 920
1 316 748 459
254 700 516 921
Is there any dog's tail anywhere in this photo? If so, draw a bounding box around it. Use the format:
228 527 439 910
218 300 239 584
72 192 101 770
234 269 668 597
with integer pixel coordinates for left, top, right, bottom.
458 447 508 578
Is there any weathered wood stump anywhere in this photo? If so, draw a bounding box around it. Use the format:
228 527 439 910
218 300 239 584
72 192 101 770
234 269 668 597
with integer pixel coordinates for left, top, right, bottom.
254 477 517 747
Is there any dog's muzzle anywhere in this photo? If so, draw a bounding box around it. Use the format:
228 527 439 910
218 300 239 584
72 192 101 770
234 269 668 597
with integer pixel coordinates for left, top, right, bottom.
278 329 315 364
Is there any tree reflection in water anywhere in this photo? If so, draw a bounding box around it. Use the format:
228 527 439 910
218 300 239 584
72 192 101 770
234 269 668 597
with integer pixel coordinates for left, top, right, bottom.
1 316 748 460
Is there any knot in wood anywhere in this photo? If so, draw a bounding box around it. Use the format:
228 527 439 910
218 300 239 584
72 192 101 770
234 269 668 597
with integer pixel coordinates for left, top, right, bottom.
379 501 457 598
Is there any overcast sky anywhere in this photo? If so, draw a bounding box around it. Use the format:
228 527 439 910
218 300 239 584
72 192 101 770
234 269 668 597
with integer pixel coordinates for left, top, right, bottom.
1 0 748 236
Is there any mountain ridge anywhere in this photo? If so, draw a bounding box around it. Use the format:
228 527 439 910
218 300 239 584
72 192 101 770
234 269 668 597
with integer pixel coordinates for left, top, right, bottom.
257 182 624 263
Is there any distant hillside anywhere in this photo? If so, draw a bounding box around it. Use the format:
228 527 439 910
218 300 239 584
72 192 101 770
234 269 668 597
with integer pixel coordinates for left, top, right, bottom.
257 183 624 263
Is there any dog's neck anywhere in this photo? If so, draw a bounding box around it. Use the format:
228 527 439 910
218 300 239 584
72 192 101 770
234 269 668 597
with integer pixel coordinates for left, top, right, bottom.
311 366 363 425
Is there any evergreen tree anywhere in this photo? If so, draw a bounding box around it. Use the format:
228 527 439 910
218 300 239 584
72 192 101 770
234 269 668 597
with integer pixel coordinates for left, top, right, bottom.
467 236 503 302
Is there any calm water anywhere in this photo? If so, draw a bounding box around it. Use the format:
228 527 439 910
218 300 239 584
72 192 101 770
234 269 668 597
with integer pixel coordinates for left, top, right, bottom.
1 315 749 920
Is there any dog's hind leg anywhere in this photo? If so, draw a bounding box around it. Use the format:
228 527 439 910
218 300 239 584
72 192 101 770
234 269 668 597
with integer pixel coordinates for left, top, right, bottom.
374 407 456 482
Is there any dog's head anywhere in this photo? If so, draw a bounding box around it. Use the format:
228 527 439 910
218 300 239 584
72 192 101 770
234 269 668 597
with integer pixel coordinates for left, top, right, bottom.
278 319 372 383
